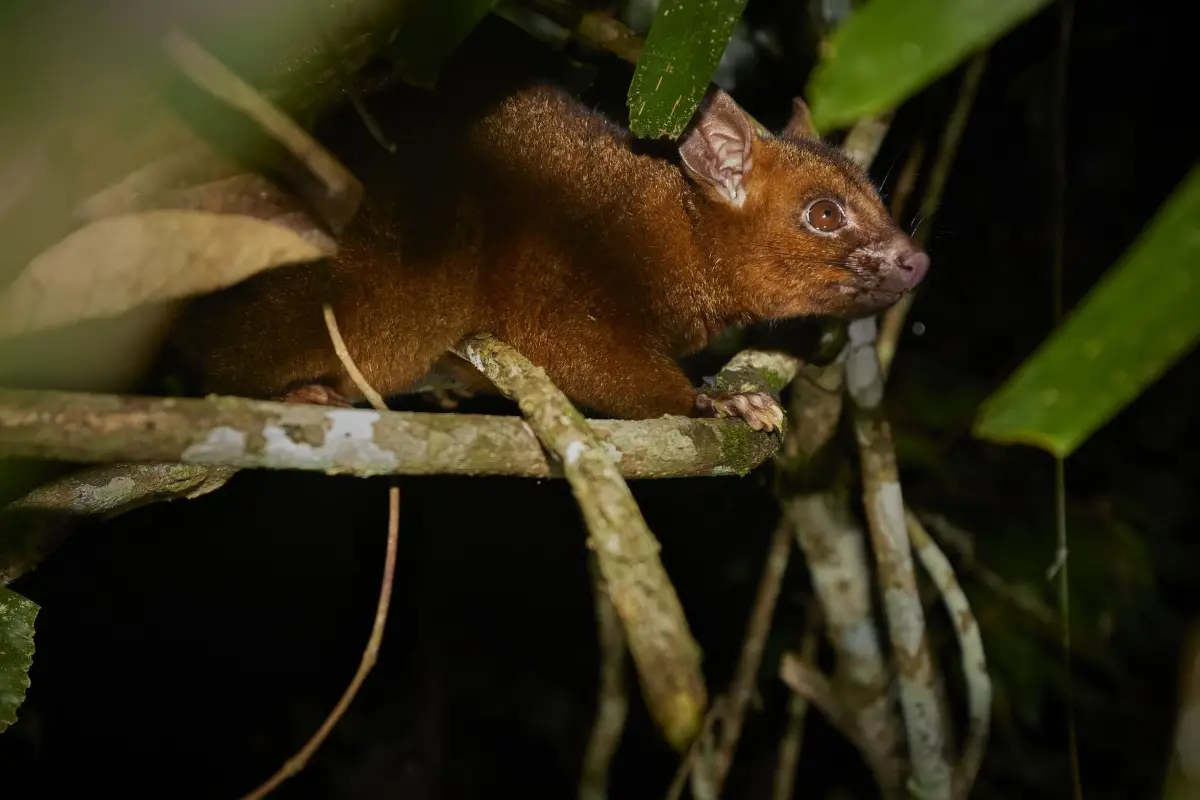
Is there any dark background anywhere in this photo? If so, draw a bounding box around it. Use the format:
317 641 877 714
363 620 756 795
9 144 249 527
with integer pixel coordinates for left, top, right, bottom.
2 0 1198 797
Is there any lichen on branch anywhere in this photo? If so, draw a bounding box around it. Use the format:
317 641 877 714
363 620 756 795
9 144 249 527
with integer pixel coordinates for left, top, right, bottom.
454 332 707 751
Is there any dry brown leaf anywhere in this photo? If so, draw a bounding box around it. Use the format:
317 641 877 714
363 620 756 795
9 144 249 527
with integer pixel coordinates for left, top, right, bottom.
0 209 335 340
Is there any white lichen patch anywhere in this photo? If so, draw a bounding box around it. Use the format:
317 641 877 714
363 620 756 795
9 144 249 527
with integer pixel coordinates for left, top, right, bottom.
842 618 883 660
182 426 248 463
599 437 623 464
564 440 586 466
462 344 486 373
875 481 907 549
77 475 139 511
884 586 926 657
261 409 397 474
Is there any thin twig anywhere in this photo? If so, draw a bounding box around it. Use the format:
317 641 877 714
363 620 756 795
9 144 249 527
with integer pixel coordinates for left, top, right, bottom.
579 554 630 800
712 518 796 789
664 701 725 800
877 53 988 376
241 305 400 799
778 652 891 780
919 511 1057 628
906 510 991 799
322 303 388 410
242 484 399 800
772 610 821 800
1048 1 1082 796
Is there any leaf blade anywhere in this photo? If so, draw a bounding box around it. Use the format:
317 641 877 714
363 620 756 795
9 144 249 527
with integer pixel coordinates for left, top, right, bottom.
806 0 1051 132
627 0 749 139
973 165 1200 457
0 586 38 733
0 209 335 340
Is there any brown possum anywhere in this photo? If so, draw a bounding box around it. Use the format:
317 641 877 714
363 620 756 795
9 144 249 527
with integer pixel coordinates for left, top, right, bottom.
172 61 927 432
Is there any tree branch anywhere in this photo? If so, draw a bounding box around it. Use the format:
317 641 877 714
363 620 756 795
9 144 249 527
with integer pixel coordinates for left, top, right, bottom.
778 651 894 783
848 316 952 800
453 333 706 751
0 348 793 585
0 388 781 480
905 510 991 800
0 462 235 584
783 491 903 797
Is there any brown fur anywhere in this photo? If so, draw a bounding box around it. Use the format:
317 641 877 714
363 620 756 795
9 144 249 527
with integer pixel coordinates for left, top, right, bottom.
172 69 926 421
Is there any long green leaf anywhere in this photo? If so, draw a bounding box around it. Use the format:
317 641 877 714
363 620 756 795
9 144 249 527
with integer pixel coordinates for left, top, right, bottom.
0 586 38 733
387 0 500 89
627 0 749 139
806 0 1051 132
974 165 1200 457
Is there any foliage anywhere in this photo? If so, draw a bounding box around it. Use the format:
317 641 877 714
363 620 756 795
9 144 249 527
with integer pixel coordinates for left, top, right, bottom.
0 587 37 733
0 210 334 340
805 0 1052 132
626 0 749 139
387 0 501 89
975 166 1200 457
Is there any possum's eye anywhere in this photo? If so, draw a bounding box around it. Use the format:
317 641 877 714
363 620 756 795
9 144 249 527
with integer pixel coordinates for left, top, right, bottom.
804 200 846 233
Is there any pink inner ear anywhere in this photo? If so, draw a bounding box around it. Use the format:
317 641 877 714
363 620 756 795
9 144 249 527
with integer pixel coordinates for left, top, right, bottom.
678 90 756 205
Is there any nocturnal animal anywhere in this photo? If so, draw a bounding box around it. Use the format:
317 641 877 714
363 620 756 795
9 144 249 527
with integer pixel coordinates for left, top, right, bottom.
171 53 928 432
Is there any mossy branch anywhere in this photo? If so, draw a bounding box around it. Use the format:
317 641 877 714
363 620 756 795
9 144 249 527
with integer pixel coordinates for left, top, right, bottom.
453 333 706 751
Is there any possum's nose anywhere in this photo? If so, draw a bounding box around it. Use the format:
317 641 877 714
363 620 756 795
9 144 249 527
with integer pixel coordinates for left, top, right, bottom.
879 244 929 292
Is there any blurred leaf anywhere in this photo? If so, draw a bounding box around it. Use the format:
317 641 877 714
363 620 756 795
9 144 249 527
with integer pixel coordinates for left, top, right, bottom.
388 0 500 89
627 0 748 139
806 0 1050 132
0 586 38 733
0 209 335 340
974 166 1200 457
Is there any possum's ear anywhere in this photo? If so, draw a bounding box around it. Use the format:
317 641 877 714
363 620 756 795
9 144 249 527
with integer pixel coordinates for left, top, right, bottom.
678 89 756 208
781 97 819 141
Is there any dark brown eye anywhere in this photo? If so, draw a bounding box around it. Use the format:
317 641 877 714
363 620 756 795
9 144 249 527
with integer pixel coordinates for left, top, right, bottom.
806 200 846 232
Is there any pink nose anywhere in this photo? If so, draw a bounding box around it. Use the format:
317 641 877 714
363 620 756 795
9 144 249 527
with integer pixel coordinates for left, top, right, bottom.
900 250 930 285
880 248 930 292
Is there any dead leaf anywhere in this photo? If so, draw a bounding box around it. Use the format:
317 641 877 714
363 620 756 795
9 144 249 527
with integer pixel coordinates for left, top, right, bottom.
0 210 336 340
79 166 339 254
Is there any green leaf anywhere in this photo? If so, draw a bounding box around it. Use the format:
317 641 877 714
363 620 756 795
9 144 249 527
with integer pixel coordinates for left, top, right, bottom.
387 0 499 89
806 0 1051 132
0 586 38 733
627 0 749 139
974 165 1200 457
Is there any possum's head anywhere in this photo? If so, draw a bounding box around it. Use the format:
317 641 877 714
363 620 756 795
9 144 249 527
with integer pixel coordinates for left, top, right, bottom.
679 90 928 320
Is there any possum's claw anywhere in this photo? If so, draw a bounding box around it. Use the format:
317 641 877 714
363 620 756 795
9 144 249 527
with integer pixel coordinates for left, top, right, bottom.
694 391 785 432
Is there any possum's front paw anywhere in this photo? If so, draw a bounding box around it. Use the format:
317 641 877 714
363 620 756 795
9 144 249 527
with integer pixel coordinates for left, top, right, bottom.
280 384 354 408
694 391 785 432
